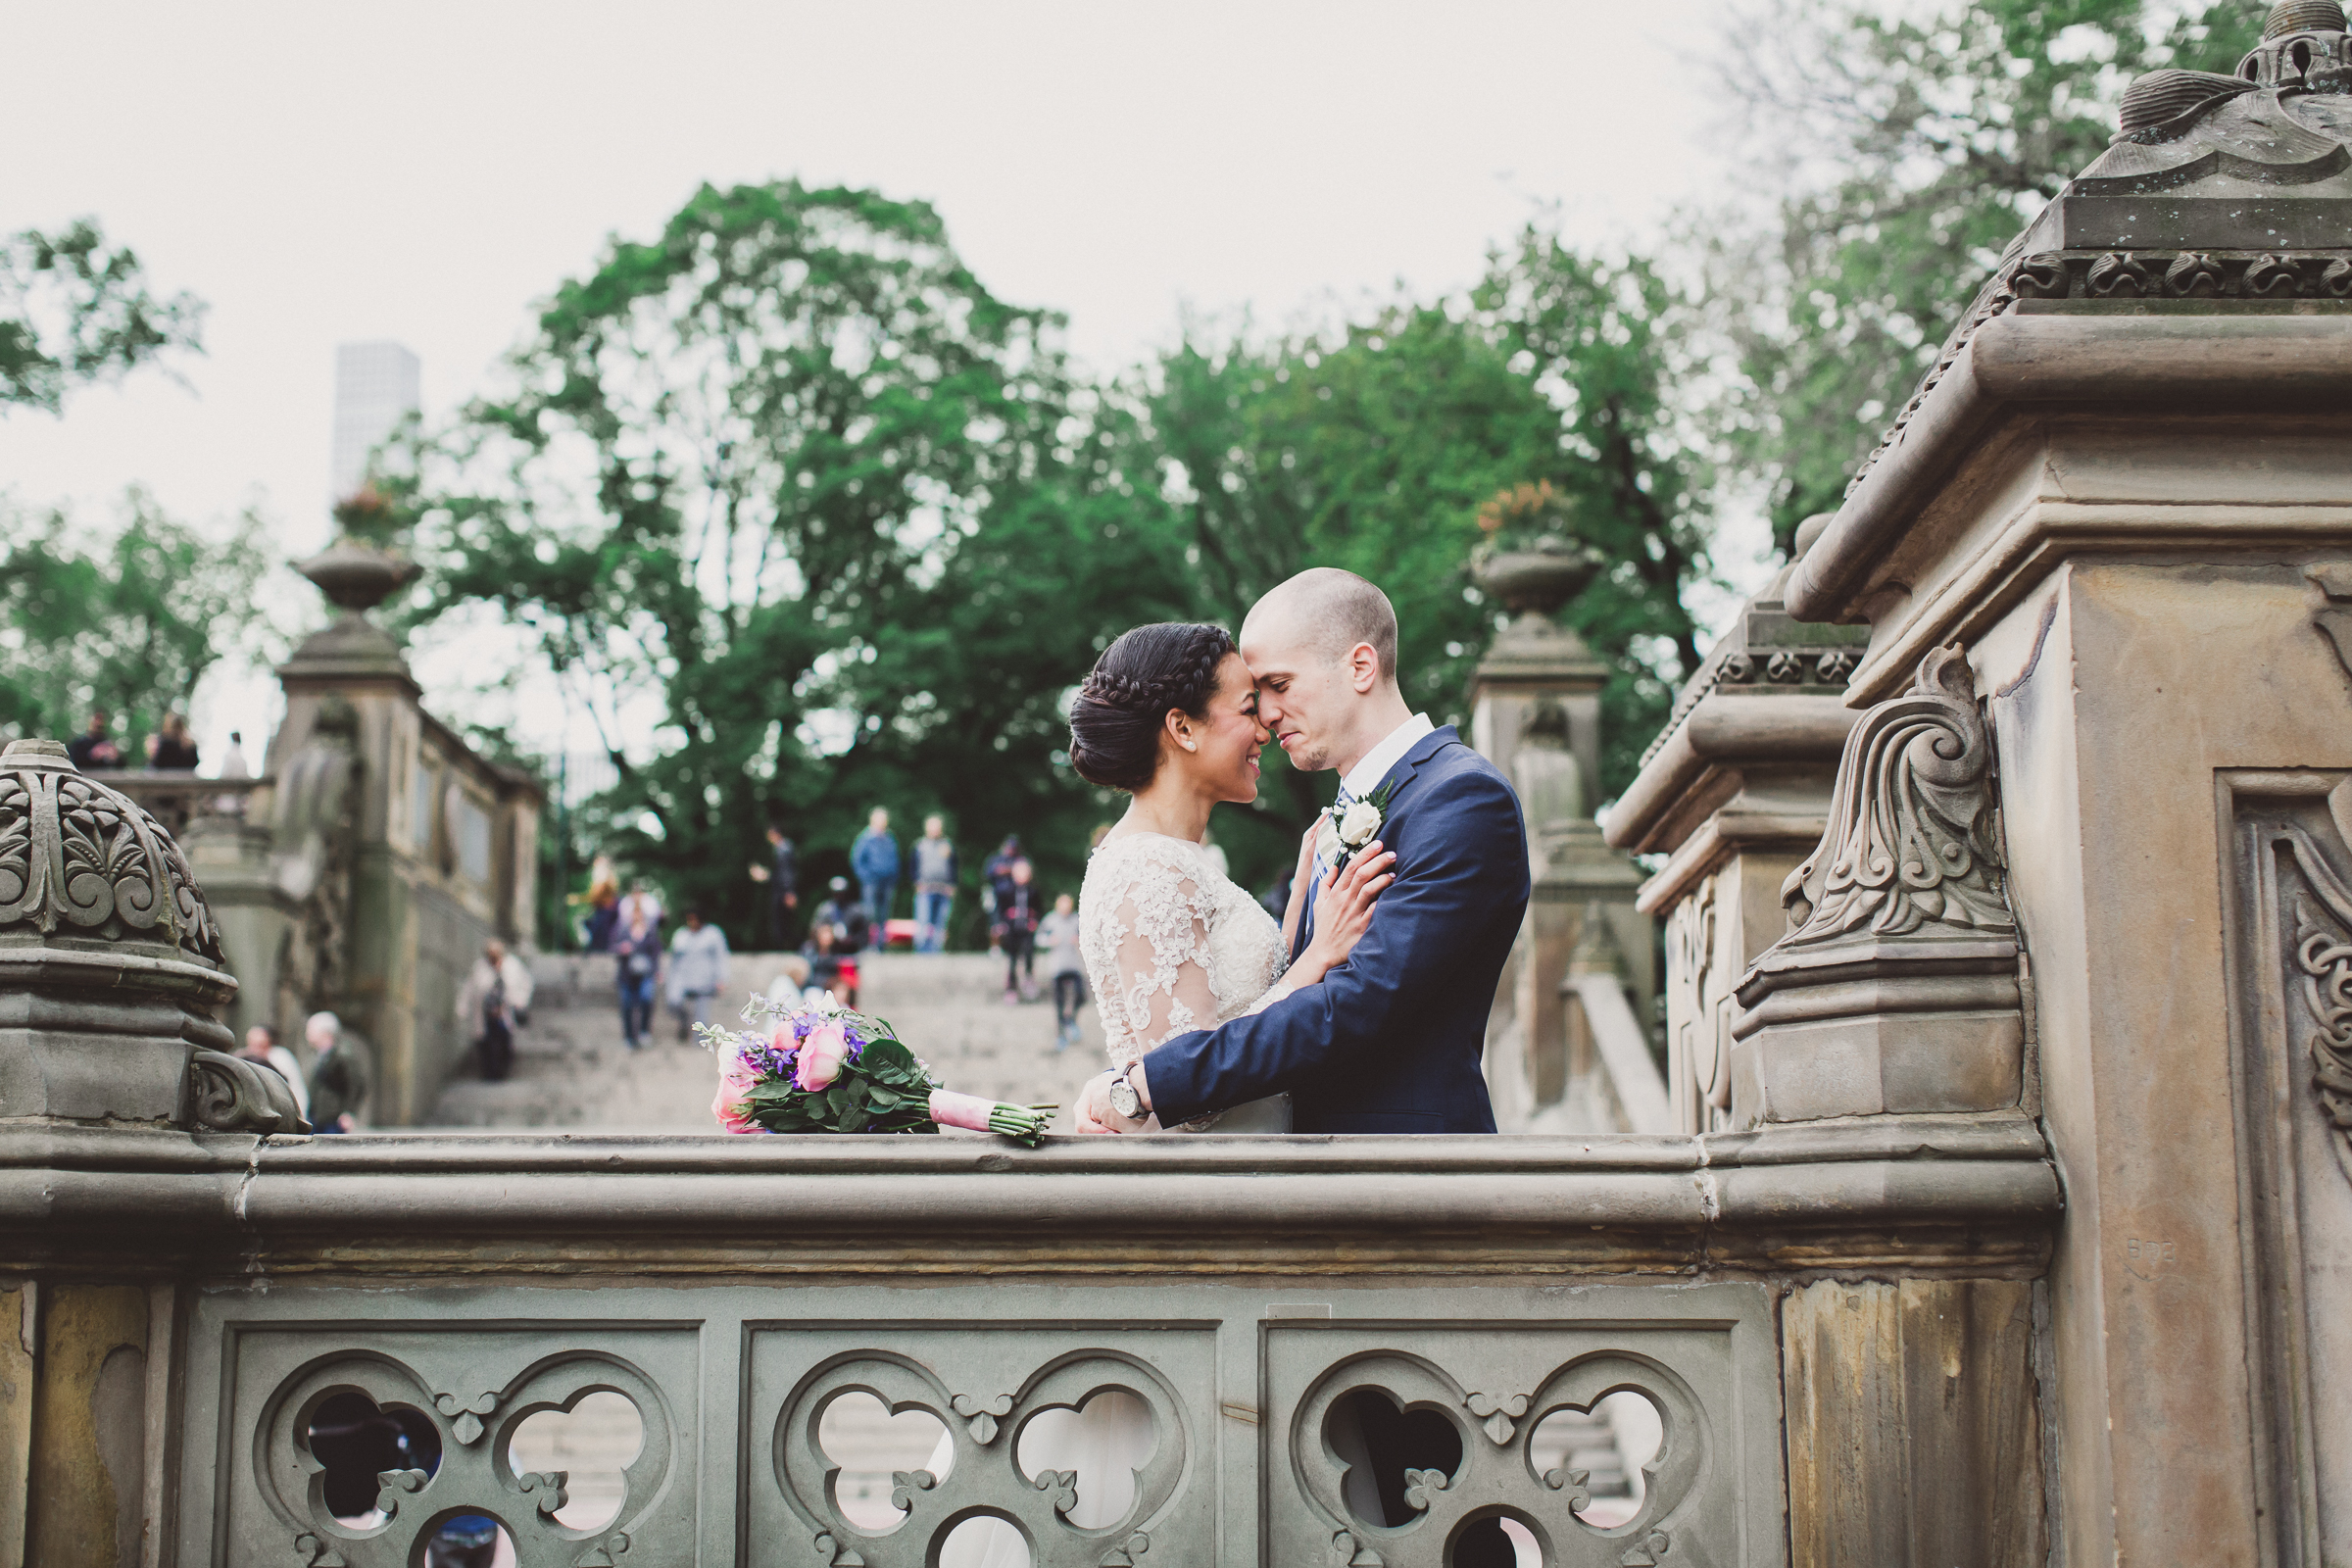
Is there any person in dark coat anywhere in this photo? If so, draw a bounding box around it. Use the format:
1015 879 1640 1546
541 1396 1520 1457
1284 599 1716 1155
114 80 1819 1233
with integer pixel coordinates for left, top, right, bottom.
66 710 123 771
992 858 1042 1004
306 1011 371 1133
759 823 800 947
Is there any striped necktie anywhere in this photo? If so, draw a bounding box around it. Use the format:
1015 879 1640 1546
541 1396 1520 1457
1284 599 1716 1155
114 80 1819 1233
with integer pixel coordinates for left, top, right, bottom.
1316 785 1356 880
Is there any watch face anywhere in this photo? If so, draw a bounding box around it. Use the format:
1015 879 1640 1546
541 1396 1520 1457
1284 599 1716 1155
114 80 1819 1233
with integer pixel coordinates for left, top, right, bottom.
1107 1075 1140 1119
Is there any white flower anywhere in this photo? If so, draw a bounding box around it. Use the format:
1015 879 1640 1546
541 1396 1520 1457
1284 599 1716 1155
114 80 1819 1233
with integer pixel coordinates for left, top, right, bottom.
1337 799 1383 848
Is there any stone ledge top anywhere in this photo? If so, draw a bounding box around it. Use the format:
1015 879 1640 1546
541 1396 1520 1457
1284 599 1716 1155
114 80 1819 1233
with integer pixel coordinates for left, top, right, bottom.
1788 310 2352 625
0 1117 2059 1278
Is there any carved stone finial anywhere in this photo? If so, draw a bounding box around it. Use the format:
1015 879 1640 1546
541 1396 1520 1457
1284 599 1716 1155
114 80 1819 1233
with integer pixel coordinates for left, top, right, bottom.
1730 645 2026 1128
0 739 246 1127
0 739 225 959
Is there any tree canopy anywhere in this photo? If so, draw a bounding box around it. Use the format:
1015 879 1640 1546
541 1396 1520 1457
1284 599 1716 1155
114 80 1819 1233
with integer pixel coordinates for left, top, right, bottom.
388 182 1715 940
0 493 269 747
1716 0 2268 546
0 220 203 415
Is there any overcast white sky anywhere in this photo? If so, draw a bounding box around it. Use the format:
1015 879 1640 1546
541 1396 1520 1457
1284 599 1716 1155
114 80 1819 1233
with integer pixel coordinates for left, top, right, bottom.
0 1 1758 764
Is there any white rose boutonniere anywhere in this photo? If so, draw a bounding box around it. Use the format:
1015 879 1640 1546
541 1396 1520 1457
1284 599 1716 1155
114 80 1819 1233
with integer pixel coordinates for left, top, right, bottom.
1329 779 1399 873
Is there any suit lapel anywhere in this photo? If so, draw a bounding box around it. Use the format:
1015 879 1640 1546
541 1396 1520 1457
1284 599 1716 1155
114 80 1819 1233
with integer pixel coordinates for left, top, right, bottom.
1293 726 1459 960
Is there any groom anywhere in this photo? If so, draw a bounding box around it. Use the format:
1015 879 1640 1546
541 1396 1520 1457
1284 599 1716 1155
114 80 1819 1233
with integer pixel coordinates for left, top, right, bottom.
1076 567 1530 1136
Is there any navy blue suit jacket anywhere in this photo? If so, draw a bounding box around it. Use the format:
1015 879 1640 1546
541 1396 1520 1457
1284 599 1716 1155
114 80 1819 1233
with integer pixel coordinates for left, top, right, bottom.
1140 725 1529 1133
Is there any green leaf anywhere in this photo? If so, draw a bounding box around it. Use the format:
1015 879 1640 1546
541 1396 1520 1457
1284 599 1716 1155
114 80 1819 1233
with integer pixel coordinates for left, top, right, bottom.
858 1037 919 1078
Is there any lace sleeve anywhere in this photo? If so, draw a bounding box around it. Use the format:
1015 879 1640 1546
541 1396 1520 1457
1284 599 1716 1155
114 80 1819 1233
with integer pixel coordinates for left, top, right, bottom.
1100 847 1224 1063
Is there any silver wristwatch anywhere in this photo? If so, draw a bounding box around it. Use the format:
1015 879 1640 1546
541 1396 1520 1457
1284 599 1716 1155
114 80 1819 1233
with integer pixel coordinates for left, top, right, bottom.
1106 1067 1143 1121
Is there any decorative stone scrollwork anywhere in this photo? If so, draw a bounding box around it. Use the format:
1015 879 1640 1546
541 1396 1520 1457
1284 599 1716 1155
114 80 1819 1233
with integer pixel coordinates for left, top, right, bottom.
2087 250 2158 297
2166 251 2227 296
952 1391 1014 1445
1732 645 2026 1126
1775 645 2010 947
1464 1391 1530 1445
2008 252 2069 298
0 740 223 959
1098 1529 1151 1566
372 1466 429 1518
435 1389 501 1446
187 1048 310 1134
2297 902 2352 1138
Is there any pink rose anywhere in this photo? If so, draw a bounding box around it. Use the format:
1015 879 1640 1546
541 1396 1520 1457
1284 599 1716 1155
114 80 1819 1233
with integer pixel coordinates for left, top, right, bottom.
795 1022 849 1092
712 1046 762 1134
712 1086 758 1135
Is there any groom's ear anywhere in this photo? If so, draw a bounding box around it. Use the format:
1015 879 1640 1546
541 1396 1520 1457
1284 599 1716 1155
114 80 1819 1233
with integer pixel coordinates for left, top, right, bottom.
1348 641 1381 695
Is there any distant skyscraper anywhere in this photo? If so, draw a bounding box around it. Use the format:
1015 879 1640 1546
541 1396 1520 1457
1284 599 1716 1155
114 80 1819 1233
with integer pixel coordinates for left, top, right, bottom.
330 342 420 500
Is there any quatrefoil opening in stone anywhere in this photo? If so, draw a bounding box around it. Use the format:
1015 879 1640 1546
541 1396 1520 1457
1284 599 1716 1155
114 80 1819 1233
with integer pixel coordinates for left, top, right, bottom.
1013 1389 1159 1530
815 1390 955 1533
1527 1388 1666 1531
509 1388 644 1533
1321 1389 1466 1532
302 1390 444 1526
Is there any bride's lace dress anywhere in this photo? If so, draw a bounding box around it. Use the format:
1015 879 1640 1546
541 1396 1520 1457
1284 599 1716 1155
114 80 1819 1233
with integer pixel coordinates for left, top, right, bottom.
1080 831 1291 1084
931 831 1291 1568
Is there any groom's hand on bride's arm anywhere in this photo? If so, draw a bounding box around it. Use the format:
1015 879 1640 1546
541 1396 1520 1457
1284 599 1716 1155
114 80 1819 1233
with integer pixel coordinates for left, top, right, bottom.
1074 1067 1152 1134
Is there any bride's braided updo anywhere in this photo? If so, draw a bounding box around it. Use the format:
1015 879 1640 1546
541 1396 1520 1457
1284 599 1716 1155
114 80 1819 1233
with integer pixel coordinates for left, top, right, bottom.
1067 622 1237 791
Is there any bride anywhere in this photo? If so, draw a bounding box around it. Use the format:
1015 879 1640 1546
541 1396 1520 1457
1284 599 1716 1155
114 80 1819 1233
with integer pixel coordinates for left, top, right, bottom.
931 621 1394 1566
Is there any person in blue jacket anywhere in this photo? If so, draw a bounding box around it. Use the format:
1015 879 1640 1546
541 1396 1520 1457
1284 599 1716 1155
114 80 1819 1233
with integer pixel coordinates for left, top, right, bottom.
850 808 900 951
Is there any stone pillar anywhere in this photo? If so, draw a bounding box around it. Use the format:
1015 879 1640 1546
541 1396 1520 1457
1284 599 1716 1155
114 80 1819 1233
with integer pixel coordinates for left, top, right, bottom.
260 541 545 1126
1469 546 1656 1131
1766 12 2352 1557
1602 536 1865 1133
0 738 293 1567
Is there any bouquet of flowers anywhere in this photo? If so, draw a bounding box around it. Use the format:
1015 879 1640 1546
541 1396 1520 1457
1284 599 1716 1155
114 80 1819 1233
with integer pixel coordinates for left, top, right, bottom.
697 993 1056 1146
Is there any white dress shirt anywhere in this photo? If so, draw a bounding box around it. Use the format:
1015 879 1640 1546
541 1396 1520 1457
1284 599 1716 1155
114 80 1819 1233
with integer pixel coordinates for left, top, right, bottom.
1312 713 1437 885
1341 712 1436 803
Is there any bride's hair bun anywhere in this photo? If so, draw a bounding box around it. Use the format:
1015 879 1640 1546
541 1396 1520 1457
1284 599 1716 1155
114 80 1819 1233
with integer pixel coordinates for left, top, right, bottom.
1068 623 1236 791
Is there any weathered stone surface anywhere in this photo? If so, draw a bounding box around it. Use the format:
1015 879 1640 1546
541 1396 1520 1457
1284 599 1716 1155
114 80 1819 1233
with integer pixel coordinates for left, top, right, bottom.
0 1288 29 1568
1782 1278 2044 1567
24 1284 151 1568
0 741 242 1129
1729 651 2025 1129
179 1277 1785 1568
0 1117 2058 1280
1605 535 1866 1135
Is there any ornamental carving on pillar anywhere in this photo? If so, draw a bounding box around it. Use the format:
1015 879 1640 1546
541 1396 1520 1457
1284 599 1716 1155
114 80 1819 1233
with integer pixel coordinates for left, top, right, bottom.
1778 644 2013 947
0 740 224 962
1732 645 2026 1127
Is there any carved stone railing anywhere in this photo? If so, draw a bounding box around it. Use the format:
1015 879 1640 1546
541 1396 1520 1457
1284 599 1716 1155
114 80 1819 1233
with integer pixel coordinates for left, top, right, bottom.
102 770 271 838
1 1123 2057 1567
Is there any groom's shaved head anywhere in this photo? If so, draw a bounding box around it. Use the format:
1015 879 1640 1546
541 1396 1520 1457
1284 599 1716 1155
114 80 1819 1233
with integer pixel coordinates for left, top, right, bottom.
1246 567 1398 678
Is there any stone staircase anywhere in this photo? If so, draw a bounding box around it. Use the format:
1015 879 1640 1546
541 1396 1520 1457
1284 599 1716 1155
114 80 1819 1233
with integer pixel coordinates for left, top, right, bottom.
424 952 1111 1132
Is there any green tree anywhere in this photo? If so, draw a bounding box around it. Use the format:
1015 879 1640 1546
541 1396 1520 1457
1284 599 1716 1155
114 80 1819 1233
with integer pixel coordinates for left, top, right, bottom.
1718 0 2267 546
0 220 203 414
394 180 1199 937
0 493 270 749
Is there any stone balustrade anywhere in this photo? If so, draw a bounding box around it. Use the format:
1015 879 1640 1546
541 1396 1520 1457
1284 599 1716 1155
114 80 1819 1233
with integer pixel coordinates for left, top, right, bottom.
0 1124 2054 1567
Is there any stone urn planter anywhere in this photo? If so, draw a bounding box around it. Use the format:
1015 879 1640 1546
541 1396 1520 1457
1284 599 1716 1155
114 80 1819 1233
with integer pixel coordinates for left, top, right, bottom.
1473 542 1604 621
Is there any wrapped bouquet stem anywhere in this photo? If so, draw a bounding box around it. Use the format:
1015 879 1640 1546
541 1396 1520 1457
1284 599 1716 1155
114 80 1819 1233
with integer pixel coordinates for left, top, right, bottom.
698 994 1055 1146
